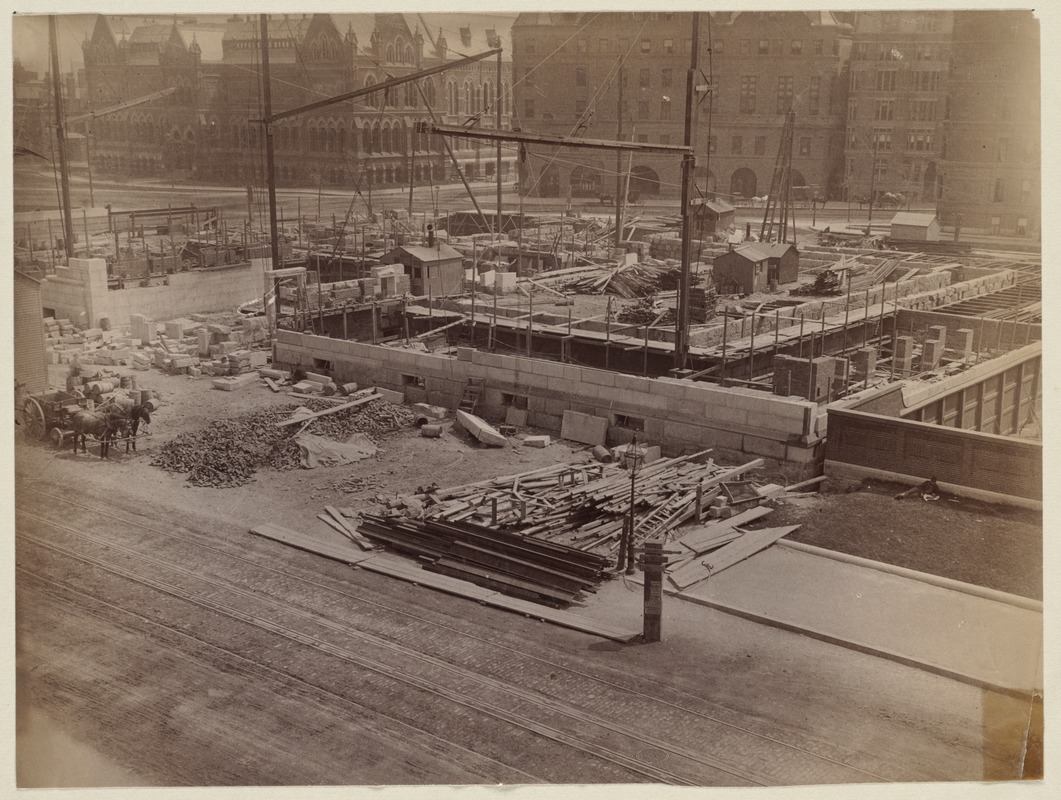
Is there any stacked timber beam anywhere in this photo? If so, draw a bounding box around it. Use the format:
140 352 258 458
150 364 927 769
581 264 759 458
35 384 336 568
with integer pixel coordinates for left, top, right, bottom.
358 514 610 607
396 453 765 557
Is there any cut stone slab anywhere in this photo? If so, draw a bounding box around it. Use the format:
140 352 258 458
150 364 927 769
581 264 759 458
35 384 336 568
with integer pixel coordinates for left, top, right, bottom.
561 410 608 446
456 410 508 447
524 435 551 448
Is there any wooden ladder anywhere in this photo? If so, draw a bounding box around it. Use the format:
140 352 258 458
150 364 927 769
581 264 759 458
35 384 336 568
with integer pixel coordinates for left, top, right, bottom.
457 378 486 414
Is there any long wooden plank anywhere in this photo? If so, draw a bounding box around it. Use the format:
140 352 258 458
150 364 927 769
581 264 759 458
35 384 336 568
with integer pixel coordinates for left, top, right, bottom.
674 506 774 552
249 524 375 565
275 393 378 427
324 505 376 551
671 525 801 590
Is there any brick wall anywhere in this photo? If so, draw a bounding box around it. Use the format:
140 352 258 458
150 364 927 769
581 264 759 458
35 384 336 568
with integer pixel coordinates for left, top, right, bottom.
273 331 826 478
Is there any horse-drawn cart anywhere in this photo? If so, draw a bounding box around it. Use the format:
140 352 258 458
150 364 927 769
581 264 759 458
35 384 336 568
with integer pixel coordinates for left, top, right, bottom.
19 389 89 448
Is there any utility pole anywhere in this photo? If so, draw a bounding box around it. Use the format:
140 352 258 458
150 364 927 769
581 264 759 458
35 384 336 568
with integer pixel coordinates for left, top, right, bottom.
260 15 281 271
675 11 701 370
614 61 625 248
866 136 879 236
49 15 75 260
496 48 504 243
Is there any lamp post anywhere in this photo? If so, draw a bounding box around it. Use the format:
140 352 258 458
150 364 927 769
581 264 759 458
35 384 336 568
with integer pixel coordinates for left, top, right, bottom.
620 435 646 575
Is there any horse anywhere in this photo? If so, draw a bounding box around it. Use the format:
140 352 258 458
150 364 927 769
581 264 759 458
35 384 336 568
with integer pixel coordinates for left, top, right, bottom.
96 402 152 452
68 409 129 458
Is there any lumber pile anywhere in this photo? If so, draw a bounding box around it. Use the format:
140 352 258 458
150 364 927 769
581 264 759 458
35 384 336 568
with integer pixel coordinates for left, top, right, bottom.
388 453 766 557
561 259 676 298
151 397 414 487
358 514 611 607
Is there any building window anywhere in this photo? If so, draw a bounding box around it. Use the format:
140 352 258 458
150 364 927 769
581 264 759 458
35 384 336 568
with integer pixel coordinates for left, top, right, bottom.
575 99 586 114
664 38 674 54
639 68 651 89
758 39 770 55
808 77 820 115
814 39 824 56
833 39 840 56
740 75 757 114
992 179 1005 202
638 100 650 119
997 138 1009 162
619 38 629 53
873 158 887 180
872 131 891 151
848 97 858 119
599 38 609 53
661 68 673 88
874 100 894 121
876 71 898 92
916 15 941 33
777 76 794 113
854 43 868 60
1016 217 1028 235
660 99 672 120
731 135 742 155
791 40 802 55
577 38 587 54
576 68 587 87
640 38 651 53
524 99 535 118
799 137 811 156
913 71 939 92
754 136 766 155
907 131 933 151
740 39 750 55
911 100 937 121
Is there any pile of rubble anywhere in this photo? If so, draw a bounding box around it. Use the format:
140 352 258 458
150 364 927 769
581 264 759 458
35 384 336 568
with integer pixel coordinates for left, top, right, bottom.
152 396 415 487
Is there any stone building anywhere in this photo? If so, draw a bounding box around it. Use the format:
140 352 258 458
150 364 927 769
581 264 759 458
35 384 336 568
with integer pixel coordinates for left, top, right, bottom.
509 11 851 202
80 13 515 192
938 10 1040 236
844 9 952 205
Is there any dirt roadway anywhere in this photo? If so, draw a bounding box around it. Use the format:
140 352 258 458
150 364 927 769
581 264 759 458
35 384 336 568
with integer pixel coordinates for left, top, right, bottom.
12 370 1040 786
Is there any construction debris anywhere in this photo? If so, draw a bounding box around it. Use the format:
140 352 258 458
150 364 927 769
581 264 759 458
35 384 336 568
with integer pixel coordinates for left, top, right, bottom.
357 514 611 607
152 397 414 487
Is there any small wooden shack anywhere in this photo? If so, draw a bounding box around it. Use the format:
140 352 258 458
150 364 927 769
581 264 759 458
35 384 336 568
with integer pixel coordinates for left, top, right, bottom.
381 242 464 296
711 242 800 294
694 199 736 237
889 212 941 241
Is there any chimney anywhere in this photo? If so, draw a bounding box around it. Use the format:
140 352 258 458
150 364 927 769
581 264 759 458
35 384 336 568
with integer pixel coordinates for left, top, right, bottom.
427 223 435 247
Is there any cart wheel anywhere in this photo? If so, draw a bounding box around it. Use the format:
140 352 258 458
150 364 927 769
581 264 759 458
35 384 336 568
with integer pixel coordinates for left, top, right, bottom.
22 398 46 440
50 428 65 449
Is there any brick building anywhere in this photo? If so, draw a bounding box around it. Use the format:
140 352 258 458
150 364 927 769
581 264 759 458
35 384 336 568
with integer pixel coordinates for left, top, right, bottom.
844 10 952 205
938 10 1040 236
80 14 514 191
509 11 851 202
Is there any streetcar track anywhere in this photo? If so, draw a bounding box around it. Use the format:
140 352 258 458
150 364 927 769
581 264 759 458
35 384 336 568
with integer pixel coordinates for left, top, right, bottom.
18 567 540 785
18 489 902 783
20 523 727 786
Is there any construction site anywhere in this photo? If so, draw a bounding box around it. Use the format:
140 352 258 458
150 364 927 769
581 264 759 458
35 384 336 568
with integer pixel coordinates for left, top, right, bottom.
12 11 1044 790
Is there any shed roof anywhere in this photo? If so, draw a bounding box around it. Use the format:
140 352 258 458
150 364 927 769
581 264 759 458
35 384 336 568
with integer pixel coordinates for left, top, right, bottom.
890 212 939 227
726 242 797 262
396 243 463 262
698 199 735 214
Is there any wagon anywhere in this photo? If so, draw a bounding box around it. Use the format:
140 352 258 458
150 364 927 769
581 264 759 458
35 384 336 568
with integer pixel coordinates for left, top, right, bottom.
19 389 89 448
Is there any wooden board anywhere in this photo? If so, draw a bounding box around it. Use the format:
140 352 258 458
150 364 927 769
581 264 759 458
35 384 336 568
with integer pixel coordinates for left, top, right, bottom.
673 506 774 553
670 525 801 591
323 505 376 551
275 393 378 426
249 523 375 565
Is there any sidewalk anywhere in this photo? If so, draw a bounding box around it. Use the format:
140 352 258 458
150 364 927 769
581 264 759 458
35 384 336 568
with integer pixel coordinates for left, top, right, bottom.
600 542 1042 695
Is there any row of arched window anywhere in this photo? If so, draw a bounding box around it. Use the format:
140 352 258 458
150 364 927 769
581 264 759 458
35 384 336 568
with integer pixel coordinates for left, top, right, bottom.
445 78 511 117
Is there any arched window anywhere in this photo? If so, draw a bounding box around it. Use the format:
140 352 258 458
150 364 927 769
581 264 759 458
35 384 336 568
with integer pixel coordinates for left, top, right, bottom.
502 82 511 115
484 81 493 110
464 80 474 114
372 123 382 153
425 80 437 108
362 125 372 153
382 123 392 152
386 44 395 62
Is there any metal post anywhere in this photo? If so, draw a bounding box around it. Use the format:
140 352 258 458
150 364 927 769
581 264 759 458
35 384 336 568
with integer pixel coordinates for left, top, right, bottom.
496 49 504 243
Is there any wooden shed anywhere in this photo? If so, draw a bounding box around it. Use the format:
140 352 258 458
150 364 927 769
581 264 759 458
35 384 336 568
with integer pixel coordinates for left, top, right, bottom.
711 243 800 294
694 199 736 237
381 242 465 297
889 212 941 241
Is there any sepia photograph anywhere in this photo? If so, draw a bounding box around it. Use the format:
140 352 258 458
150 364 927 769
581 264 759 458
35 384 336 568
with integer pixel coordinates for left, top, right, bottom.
8 3 1049 794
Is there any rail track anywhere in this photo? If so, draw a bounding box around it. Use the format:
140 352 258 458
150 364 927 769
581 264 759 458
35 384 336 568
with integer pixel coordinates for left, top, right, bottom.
17 487 927 785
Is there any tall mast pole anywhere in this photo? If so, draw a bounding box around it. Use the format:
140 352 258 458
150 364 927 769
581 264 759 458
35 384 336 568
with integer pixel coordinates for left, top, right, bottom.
259 14 280 269
614 62 625 247
49 15 75 261
675 11 701 369
496 49 504 242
